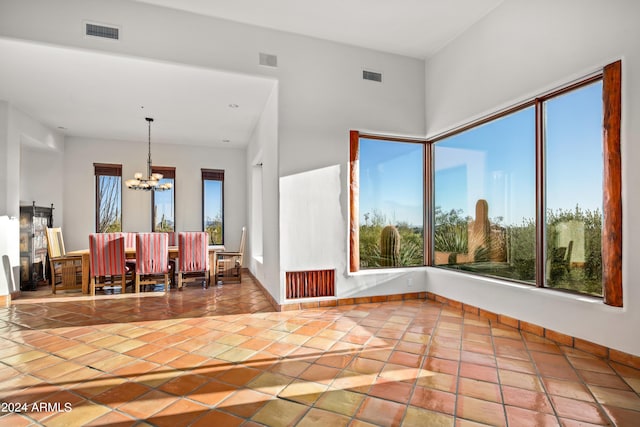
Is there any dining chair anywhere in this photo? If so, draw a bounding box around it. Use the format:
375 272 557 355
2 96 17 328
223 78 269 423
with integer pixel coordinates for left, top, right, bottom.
88 233 127 296
167 232 177 246
123 232 137 281
166 231 177 286
215 226 246 284
177 231 209 289
135 232 169 293
45 227 83 294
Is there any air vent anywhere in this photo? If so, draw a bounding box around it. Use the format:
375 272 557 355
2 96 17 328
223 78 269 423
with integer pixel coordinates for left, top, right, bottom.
286 269 335 299
363 69 383 83
259 52 278 68
86 22 119 40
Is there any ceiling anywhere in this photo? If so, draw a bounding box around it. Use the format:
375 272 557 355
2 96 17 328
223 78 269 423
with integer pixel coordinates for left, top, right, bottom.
1 0 503 148
135 0 504 59
0 38 275 148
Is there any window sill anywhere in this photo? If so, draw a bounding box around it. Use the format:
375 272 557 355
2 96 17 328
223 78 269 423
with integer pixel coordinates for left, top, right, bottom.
349 266 428 276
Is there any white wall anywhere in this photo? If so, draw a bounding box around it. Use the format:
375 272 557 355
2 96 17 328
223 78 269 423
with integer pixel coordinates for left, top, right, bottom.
63 137 246 251
14 107 65 226
0 101 21 219
246 85 279 298
425 0 640 355
20 147 64 226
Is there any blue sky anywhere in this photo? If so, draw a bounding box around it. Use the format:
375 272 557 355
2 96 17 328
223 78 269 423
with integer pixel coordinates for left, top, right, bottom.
153 177 175 225
360 81 603 227
203 180 222 223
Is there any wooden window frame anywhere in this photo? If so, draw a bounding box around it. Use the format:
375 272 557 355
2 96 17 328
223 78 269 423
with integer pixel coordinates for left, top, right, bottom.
94 163 122 233
151 166 176 232
349 131 428 272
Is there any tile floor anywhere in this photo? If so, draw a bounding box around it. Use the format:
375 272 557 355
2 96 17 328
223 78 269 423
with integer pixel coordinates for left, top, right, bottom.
1 276 639 426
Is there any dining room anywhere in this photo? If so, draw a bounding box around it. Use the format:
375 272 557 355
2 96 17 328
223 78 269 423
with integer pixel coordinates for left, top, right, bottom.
0 36 277 300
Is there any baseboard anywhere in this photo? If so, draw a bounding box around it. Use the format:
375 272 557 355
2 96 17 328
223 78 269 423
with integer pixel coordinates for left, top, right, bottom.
1 290 20 307
426 292 640 370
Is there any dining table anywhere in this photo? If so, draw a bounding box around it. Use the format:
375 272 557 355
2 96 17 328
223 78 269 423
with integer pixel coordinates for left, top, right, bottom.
66 245 225 294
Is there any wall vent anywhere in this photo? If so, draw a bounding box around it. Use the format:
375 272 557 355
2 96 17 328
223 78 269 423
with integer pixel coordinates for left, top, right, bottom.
286 269 335 299
259 52 278 68
85 22 119 40
363 69 383 83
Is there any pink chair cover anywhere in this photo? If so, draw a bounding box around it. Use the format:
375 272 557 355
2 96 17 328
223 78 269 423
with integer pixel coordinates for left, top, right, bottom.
178 232 209 273
167 231 177 246
123 232 137 249
89 233 126 277
136 233 169 274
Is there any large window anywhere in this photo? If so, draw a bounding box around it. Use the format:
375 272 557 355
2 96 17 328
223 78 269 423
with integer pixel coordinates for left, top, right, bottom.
202 169 224 245
94 163 122 232
350 134 424 270
544 81 603 295
431 67 620 301
434 107 536 283
151 166 175 232
349 61 621 305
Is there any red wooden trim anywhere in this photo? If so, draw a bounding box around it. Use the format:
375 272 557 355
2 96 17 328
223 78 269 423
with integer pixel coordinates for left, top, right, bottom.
602 60 622 307
151 165 175 179
286 269 335 299
358 132 426 144
201 169 224 180
94 163 122 176
349 130 360 272
425 142 432 266
429 102 535 144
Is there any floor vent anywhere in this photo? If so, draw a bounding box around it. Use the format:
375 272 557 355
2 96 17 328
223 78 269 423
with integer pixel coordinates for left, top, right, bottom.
363 69 382 82
286 269 335 299
86 22 119 40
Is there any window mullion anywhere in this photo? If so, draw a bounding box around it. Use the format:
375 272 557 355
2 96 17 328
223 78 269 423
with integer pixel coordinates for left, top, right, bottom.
535 99 546 287
425 141 433 266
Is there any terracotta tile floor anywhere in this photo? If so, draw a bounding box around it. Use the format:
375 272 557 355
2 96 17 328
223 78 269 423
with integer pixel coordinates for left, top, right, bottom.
1 276 639 426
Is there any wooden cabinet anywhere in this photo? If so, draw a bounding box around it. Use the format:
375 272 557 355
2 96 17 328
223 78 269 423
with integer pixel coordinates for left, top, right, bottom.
19 203 53 291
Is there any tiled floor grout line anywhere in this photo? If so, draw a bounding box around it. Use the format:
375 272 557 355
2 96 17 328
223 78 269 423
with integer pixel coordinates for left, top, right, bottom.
557 339 617 426
488 317 530 426
521 333 567 425
450 309 464 426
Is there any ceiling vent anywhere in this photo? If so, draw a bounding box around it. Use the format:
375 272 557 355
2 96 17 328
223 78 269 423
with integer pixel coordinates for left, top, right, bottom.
85 22 119 40
363 69 383 83
259 53 278 68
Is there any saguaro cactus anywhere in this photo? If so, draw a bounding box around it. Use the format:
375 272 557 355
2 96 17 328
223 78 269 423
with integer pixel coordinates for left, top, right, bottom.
380 225 400 267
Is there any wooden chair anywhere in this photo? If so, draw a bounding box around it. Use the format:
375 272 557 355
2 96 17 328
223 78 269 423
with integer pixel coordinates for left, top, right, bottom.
123 232 137 282
135 233 169 293
166 231 177 286
45 227 82 294
88 233 127 296
167 232 177 246
215 226 246 284
177 232 209 289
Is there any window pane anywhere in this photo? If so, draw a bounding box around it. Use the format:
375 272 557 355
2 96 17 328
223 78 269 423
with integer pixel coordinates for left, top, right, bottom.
434 107 536 283
97 175 122 232
153 178 175 231
544 81 603 296
359 138 424 268
203 179 223 244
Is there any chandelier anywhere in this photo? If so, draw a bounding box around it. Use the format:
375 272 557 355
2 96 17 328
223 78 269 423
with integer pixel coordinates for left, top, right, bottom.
125 117 172 191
